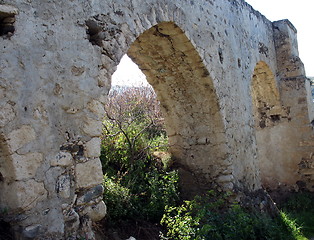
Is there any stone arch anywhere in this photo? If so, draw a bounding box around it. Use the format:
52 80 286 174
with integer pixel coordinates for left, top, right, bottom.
250 61 290 188
1 0 313 238
251 61 283 129
123 21 231 196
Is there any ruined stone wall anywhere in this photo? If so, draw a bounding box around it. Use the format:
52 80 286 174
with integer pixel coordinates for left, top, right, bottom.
255 20 314 191
0 0 313 238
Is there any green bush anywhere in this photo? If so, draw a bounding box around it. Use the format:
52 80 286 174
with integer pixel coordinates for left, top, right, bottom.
102 154 179 223
100 85 313 239
101 86 179 224
280 192 314 238
160 191 307 240
103 175 135 220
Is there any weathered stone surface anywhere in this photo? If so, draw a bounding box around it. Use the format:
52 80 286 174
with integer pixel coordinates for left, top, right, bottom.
85 138 101 158
63 208 80 236
22 224 41 239
87 100 105 119
0 0 313 239
1 179 47 211
51 151 73 167
7 125 36 152
83 201 107 222
82 118 103 137
0 4 18 15
11 152 43 180
0 102 15 127
217 174 234 183
56 174 71 199
76 184 104 205
75 158 103 189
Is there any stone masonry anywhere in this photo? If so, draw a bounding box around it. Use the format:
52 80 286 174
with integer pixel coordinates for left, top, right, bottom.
0 0 313 239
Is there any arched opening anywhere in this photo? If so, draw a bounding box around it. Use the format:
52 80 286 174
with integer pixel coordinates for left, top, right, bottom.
251 61 282 129
125 22 229 196
251 61 290 188
99 21 230 239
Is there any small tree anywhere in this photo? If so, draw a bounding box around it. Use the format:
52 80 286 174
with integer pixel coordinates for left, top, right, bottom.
102 85 167 166
101 85 179 223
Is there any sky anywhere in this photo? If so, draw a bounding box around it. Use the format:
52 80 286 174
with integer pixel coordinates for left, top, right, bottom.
245 0 313 77
112 0 314 86
111 56 147 86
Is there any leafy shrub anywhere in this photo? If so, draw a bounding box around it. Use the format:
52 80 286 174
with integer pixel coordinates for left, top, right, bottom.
100 85 313 240
102 155 179 223
161 191 306 240
103 175 134 221
281 192 314 212
279 192 314 238
101 86 179 224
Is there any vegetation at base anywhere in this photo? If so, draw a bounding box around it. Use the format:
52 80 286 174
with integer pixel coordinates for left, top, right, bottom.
160 190 312 240
100 85 314 240
279 192 314 238
100 86 179 225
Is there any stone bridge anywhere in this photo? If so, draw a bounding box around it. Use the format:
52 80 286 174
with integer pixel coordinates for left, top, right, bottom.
0 0 313 239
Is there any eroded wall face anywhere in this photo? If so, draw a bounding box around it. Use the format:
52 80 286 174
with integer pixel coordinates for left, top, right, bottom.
0 0 312 238
254 21 314 191
127 22 231 197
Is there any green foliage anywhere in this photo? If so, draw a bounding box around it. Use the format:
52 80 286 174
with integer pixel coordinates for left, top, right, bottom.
100 86 314 240
280 192 314 238
161 191 308 240
101 86 167 168
280 211 306 240
101 86 179 224
102 175 134 220
281 192 313 212
102 156 179 223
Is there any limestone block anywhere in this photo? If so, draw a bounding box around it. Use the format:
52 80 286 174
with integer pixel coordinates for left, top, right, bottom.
4 180 47 210
22 224 41 239
63 208 80 233
217 174 234 183
82 118 103 137
0 5 19 15
7 125 36 152
98 69 111 88
0 102 15 127
75 158 103 189
300 169 314 175
76 184 104 205
85 138 101 158
56 174 71 199
221 182 234 191
51 151 73 167
83 201 107 222
12 152 43 180
87 100 105 119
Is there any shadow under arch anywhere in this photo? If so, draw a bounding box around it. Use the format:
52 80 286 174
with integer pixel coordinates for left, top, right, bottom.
250 61 289 188
125 22 230 197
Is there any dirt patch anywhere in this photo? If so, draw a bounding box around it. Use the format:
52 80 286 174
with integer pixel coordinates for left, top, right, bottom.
95 219 162 240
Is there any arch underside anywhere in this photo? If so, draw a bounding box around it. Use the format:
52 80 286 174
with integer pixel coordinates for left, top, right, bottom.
251 61 286 129
251 61 291 188
128 22 230 195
